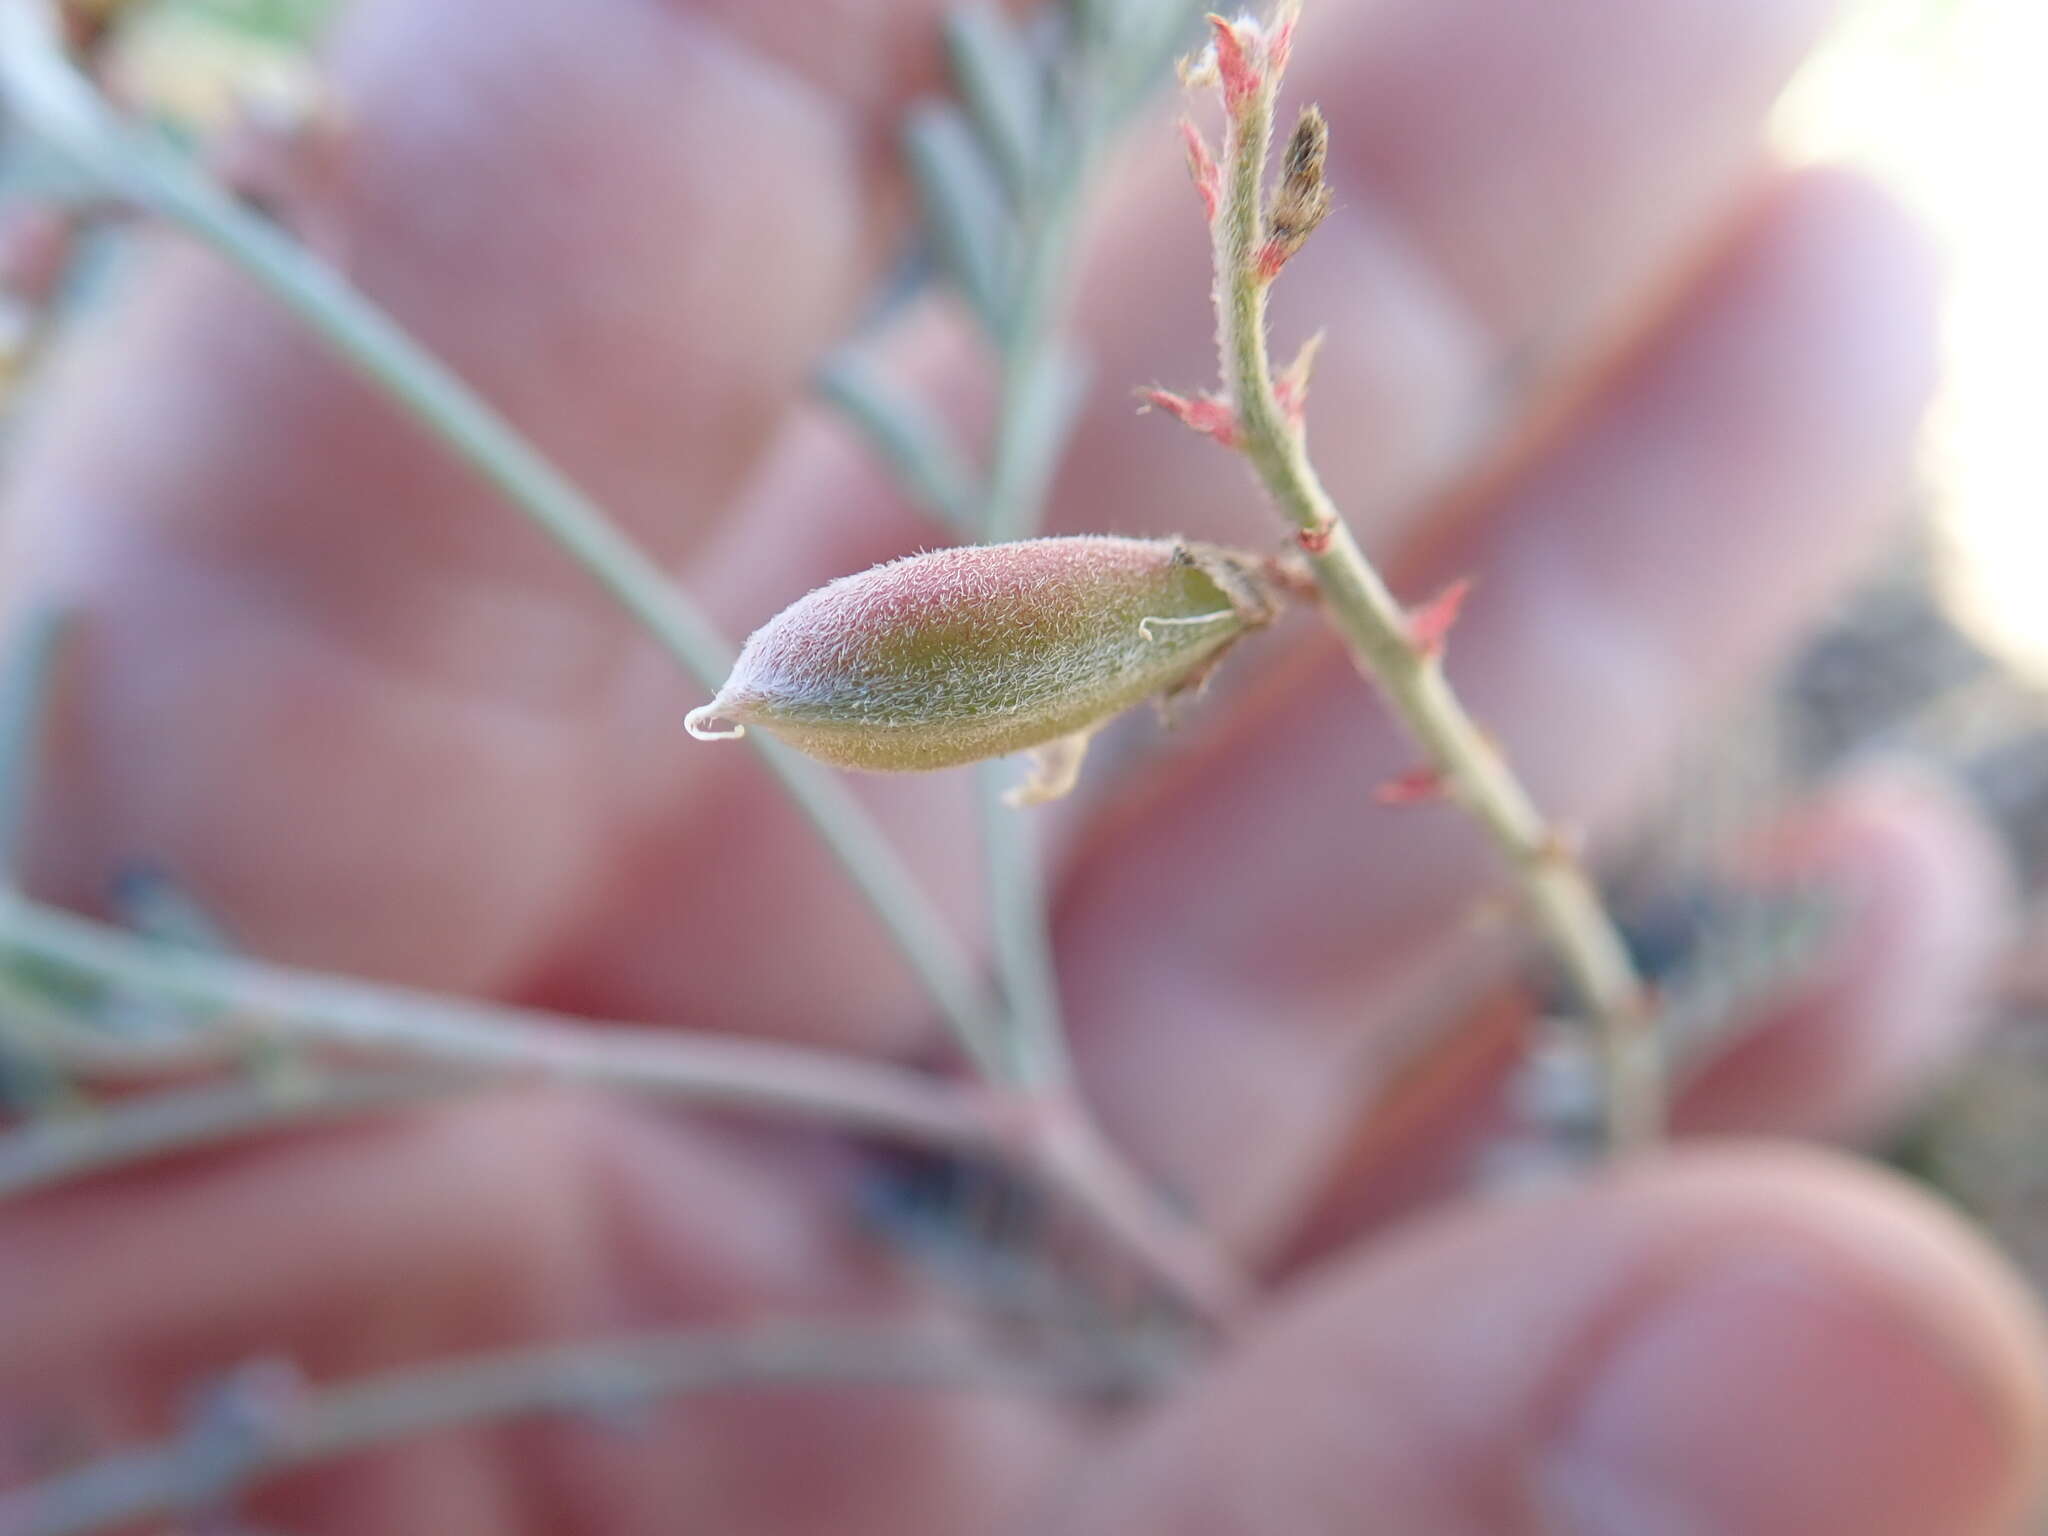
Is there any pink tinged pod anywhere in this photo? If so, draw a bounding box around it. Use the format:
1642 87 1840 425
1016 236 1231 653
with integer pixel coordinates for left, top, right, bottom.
685 535 1283 778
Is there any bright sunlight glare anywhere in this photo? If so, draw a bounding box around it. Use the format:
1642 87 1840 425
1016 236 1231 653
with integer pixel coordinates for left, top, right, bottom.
1776 0 2048 677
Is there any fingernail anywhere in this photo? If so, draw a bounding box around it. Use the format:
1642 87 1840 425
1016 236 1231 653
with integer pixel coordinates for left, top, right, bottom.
1537 1252 2014 1536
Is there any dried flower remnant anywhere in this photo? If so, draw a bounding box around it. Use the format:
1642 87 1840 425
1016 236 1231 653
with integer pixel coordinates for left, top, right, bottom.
1260 103 1330 278
687 536 1296 804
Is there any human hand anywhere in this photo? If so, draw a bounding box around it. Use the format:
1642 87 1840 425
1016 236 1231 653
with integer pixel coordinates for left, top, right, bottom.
1 0 2042 1531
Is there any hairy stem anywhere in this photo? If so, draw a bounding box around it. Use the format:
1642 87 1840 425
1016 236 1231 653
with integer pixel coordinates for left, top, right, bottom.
0 0 1004 1074
0 1323 1160 1536
1208 14 1659 1152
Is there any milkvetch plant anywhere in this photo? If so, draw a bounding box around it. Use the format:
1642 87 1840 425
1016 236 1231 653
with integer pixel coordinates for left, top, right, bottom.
0 1 1684 1527
698 1 1660 1149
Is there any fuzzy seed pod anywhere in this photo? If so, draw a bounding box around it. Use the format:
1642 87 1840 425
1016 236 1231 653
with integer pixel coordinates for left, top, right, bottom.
687 536 1291 799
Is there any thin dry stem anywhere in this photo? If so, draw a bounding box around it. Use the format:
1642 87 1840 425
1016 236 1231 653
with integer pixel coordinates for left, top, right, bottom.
1033 1092 1251 1323
0 892 1245 1326
0 1069 471 1200
0 893 1003 1154
1193 5 1659 1151
0 1323 1162 1536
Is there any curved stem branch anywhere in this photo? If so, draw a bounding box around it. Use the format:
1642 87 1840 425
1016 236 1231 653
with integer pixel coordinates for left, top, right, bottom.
0 1323 1159 1536
0 895 1243 1326
0 894 1001 1156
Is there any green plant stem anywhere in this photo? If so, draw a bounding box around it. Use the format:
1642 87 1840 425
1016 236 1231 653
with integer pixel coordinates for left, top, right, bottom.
838 4 1204 1090
0 1068 470 1199
964 69 1106 1090
974 321 1073 1094
977 760 1069 1087
0 1322 1161 1536
0 892 1244 1324
813 352 981 535
887 17 1242 1308
1212 31 1660 1153
0 603 65 884
0 893 1002 1154
972 116 1245 1314
0 0 1005 1076
1 962 235 1080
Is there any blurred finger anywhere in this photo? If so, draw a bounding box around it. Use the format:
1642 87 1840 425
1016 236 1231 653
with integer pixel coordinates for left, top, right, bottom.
0 1097 1062 1534
1677 764 2013 1141
1045 1147 2046 1536
1275 763 2015 1272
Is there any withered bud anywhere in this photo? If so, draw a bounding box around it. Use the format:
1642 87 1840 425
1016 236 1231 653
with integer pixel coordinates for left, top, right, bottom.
686 536 1290 794
1265 104 1331 269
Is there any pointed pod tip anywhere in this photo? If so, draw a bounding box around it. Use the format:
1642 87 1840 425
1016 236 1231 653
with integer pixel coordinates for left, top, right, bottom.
685 701 746 742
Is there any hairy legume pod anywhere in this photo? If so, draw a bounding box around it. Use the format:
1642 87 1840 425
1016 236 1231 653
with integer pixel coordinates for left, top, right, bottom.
686 535 1291 798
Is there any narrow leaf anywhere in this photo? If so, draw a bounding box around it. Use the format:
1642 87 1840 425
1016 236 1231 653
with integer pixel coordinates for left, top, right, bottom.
943 3 1045 203
903 101 1010 336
